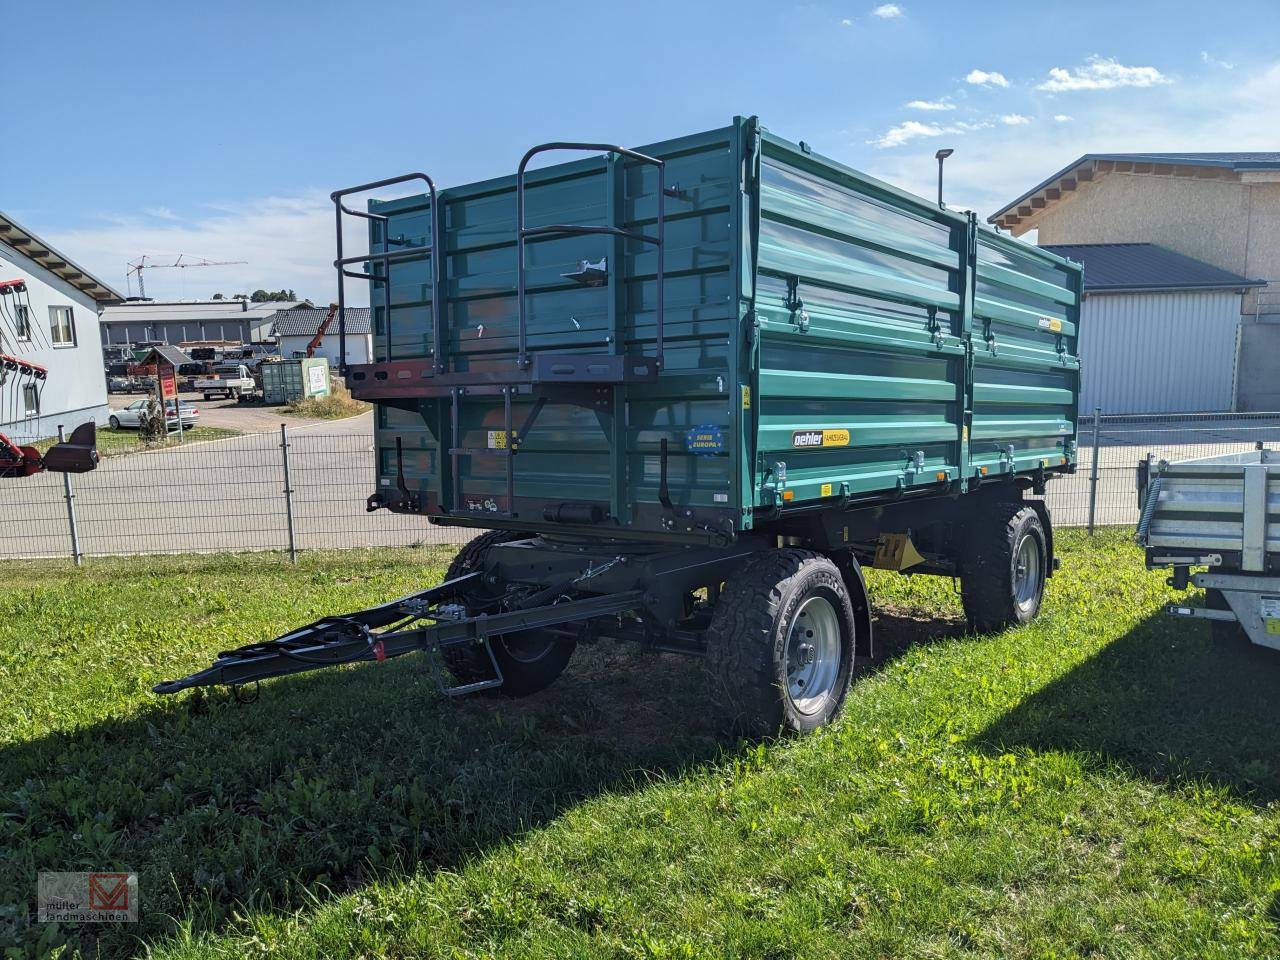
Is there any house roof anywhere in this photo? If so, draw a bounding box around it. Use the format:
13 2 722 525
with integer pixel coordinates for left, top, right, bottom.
990 152 1280 232
140 345 193 368
101 301 309 325
273 307 371 337
0 210 125 303
1040 242 1266 293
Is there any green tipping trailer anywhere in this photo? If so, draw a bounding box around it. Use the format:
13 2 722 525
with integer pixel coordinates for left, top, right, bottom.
156 117 1082 735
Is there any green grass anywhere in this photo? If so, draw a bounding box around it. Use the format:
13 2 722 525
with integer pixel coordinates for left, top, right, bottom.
35 426 242 458
2 531 1279 958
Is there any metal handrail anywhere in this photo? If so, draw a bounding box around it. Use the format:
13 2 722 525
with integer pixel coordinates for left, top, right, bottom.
331 173 439 373
515 142 666 371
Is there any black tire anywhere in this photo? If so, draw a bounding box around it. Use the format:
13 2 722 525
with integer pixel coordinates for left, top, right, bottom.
961 502 1048 633
1205 588 1248 645
440 531 575 698
203 394 212 401
705 549 857 736
108 415 120 430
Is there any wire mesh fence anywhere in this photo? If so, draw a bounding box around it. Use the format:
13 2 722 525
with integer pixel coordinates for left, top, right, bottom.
0 428 471 561
5 412 1280 561
1048 410 1280 528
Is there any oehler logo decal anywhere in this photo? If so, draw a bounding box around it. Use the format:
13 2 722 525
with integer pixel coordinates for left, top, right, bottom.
791 429 850 448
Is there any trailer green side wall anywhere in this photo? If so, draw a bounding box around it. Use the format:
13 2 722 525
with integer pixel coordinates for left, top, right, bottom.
364 117 1081 541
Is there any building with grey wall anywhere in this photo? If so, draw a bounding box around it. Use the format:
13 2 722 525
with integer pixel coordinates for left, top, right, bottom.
1041 243 1262 415
990 152 1280 318
99 300 311 347
0 211 122 442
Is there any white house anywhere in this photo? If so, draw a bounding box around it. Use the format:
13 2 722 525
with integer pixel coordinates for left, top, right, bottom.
272 307 372 366
0 211 122 442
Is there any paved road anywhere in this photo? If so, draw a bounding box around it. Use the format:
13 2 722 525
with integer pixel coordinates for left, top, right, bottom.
7 412 1279 560
2 411 465 560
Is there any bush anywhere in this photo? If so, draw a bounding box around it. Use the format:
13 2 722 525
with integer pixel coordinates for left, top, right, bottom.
283 378 370 419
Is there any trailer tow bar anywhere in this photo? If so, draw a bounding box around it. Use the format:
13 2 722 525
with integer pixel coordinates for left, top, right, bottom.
152 572 643 698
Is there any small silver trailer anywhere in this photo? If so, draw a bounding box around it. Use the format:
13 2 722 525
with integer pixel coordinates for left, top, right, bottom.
1138 447 1280 650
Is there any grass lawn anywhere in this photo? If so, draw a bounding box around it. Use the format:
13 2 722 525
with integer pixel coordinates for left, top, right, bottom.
35 426 242 458
2 530 1279 958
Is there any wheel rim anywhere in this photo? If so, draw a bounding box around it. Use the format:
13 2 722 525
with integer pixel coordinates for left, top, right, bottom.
1013 533 1043 612
785 595 842 716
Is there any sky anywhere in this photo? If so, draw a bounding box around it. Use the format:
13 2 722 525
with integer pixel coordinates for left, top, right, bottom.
5 0 1279 303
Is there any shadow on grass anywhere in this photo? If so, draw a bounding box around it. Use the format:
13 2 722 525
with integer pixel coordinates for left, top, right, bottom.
0 646 735 958
977 608 1280 804
5 602 942 958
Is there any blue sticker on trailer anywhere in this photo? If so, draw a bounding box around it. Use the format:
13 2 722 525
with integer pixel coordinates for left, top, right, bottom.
686 424 725 457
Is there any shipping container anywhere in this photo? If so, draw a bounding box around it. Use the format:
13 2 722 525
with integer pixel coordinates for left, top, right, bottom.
261 357 331 405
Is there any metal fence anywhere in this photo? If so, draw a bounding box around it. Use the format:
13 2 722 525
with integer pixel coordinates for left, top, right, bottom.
5 413 1280 562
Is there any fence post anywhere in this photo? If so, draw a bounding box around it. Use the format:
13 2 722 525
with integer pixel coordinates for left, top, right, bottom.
280 423 298 562
58 424 83 566
1086 406 1102 535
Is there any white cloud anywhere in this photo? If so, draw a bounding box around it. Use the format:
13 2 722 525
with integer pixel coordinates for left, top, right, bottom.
840 17 855 25
145 206 181 221
966 69 1010 88
1053 114 1073 122
868 120 943 148
871 3 903 17
1037 56 1171 92
45 191 374 304
868 118 991 148
863 59 1280 223
1000 113 1032 125
905 98 955 111
1201 50 1235 70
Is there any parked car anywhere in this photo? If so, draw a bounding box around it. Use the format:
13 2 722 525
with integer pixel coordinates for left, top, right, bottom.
108 399 200 431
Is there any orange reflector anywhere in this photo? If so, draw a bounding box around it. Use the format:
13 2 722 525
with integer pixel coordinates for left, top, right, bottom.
979 466 989 475
935 471 946 481
1061 457 1068 464
782 489 794 501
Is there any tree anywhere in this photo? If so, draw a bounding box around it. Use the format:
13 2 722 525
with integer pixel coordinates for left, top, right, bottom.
211 293 224 300
249 289 299 303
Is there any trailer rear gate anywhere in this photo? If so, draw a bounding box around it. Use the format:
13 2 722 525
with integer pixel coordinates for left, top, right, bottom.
354 117 1080 543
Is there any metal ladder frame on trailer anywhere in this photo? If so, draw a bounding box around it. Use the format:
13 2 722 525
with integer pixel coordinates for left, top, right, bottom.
332 143 671 522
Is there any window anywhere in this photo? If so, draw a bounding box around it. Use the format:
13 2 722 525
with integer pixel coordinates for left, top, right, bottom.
49 305 75 346
22 383 39 418
14 305 31 341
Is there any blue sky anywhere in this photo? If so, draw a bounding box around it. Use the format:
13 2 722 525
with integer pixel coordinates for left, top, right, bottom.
6 0 1278 302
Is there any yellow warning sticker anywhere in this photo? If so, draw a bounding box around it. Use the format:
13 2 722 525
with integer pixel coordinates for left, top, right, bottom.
792 429 850 448
741 385 751 410
820 482 833 497
1268 619 1280 636
487 430 507 450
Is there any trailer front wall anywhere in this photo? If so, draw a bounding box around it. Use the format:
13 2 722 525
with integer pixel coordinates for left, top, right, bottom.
371 126 743 528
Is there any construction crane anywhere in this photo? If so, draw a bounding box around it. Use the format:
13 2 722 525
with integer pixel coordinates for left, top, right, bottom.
126 254 247 299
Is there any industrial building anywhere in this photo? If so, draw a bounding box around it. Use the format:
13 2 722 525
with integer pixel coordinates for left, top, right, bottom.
98 299 312 348
993 152 1280 414
272 307 372 366
0 210 122 442
1041 243 1262 415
